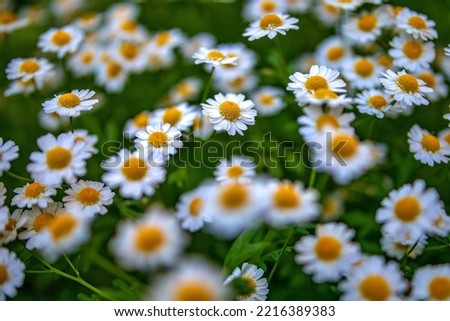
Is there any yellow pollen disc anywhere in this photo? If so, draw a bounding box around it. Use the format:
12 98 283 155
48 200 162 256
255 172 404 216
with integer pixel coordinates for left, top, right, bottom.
408 16 427 29
419 72 436 89
148 131 169 148
0 11 17 24
429 276 450 300
189 197 203 217
120 42 139 60
394 196 421 222
46 147 72 170
76 187 100 205
219 101 241 121
5 218 16 231
227 165 244 179
368 95 388 109
219 184 249 210
81 52 93 64
403 40 423 59
273 183 300 209
107 62 122 78
331 133 358 159
75 135 86 143
358 15 378 32
133 113 149 128
49 214 77 240
33 213 55 232
314 236 342 261
121 157 147 181
305 75 328 91
193 116 202 130
20 60 40 73
354 59 374 77
392 6 403 16
175 281 214 301
421 134 440 152
162 107 182 126
313 88 338 99
259 13 283 30
51 30 72 46
396 74 419 93
377 55 393 68
0 265 8 285
121 20 137 32
326 46 345 62
324 4 340 14
230 76 245 89
24 182 46 198
323 198 338 217
444 133 450 145
260 94 274 105
155 31 171 46
176 83 193 97
261 0 276 12
316 114 339 130
58 93 81 108
359 275 391 301
239 276 257 299
206 50 225 61
134 225 165 253
80 11 96 22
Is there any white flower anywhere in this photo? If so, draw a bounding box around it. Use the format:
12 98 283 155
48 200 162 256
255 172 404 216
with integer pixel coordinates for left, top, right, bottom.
242 0 287 21
389 36 435 73
295 223 361 283
193 48 238 67
251 86 286 116
202 93 257 136
321 191 344 221
0 209 26 246
243 13 299 41
72 129 98 155
38 25 84 59
4 79 36 97
416 70 448 102
408 125 450 166
224 262 269 301
0 248 25 301
324 0 363 10
63 180 114 218
163 77 202 106
110 41 148 73
342 10 389 44
213 43 257 79
214 72 258 94
123 111 153 138
105 19 149 42
396 8 437 41
149 28 185 51
214 156 256 184
95 59 129 93
12 181 57 209
315 36 352 69
0 138 19 176
0 10 28 33
294 88 352 108
181 33 216 60
5 57 53 88
152 103 196 132
381 234 427 260
38 111 69 132
134 123 183 160
67 45 99 77
175 184 213 233
42 89 99 117
354 89 395 119
411 264 450 300
192 113 214 140
342 56 383 90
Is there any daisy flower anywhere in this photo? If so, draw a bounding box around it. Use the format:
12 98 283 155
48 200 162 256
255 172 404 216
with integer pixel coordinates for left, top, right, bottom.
396 8 437 41
181 32 216 60
416 70 448 102
11 181 56 209
175 184 213 233
379 69 432 108
38 25 84 59
149 257 229 301
214 156 256 184
42 89 99 117
27 132 91 186
343 57 383 90
265 180 319 228
0 10 28 33
67 45 99 77
152 103 196 132
101 149 166 200
95 59 129 93
38 111 69 132
106 19 149 43
389 36 435 73
242 0 287 21
106 2 139 22
286 0 311 13
163 77 202 106
193 48 239 67
321 191 344 221
381 234 427 260
0 207 7 232
445 45 450 57
192 113 214 140
439 128 450 146
408 125 450 166
295 223 361 283
339 256 407 301
411 265 450 300
376 179 443 245
354 89 394 119
0 138 19 176
213 43 257 79
110 208 187 271
63 180 114 218
243 13 299 41
0 209 26 245
214 72 258 94
123 111 152 139
295 87 352 108
110 41 148 73
315 36 352 69
0 248 25 301
74 11 102 32
5 57 53 88
4 79 36 97
202 93 257 136
149 29 185 51
73 129 98 155
251 86 286 116
324 0 362 10
224 262 269 301
314 2 341 27
342 10 388 44
134 123 183 160
428 210 450 238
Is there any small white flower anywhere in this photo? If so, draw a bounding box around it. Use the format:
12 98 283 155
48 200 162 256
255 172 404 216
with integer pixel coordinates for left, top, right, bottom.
152 103 196 132
251 86 285 116
242 0 287 21
0 10 28 33
214 156 256 184
5 58 53 88
0 209 26 246
389 36 435 73
38 111 69 132
224 262 269 301
324 0 363 10
416 70 448 102
43 89 99 117
342 10 389 44
0 138 19 176
38 25 84 59
4 79 36 97
0 248 25 301
149 29 185 51
72 129 98 155
123 111 153 139
110 41 148 73
396 8 437 41
315 36 352 69
193 48 239 67
67 45 99 77
163 77 202 106
343 56 383 90
95 59 129 93
381 234 427 260
243 13 299 41
408 125 450 166
354 89 395 119
12 181 57 209
134 123 183 160
181 33 216 60
411 264 450 300
214 72 258 94
175 184 213 233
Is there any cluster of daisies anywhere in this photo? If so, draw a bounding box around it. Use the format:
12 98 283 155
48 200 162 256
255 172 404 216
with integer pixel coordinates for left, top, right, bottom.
1 0 450 302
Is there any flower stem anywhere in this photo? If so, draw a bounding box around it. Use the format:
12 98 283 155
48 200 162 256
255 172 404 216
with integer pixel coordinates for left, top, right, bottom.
200 67 215 104
367 117 376 139
69 117 74 133
274 36 289 80
5 171 32 182
308 168 317 188
268 228 294 283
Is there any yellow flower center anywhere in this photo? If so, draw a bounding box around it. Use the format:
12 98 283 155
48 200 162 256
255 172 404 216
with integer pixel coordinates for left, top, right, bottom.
189 197 203 217
259 94 274 105
0 265 8 285
155 31 171 46
313 88 338 100
20 60 40 73
331 133 358 159
80 11 96 22
24 182 46 198
219 101 241 121
107 62 122 78
133 113 149 128
4 218 16 231
421 134 440 152
305 75 328 91
444 133 450 145
193 116 202 130
359 275 391 301
120 42 139 60
396 74 419 94
58 93 81 108
227 165 244 179
418 72 436 89
134 225 165 253
148 131 169 148
230 76 245 89
206 50 225 61
121 157 147 181
49 214 77 241
219 183 249 210
259 13 283 30
314 236 342 261
429 276 450 300
51 30 72 46
81 52 94 64
326 46 345 62
261 0 276 12
408 16 427 29
394 196 421 222
162 107 182 126
33 213 55 232
175 83 193 97
0 11 17 24
46 147 72 170
354 59 374 77
377 55 393 68
76 187 100 205
238 275 257 300
403 40 423 60
358 15 378 32
316 114 339 130
368 95 388 110
273 183 300 209
323 198 339 217
121 20 137 32
175 281 214 301
324 4 340 14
